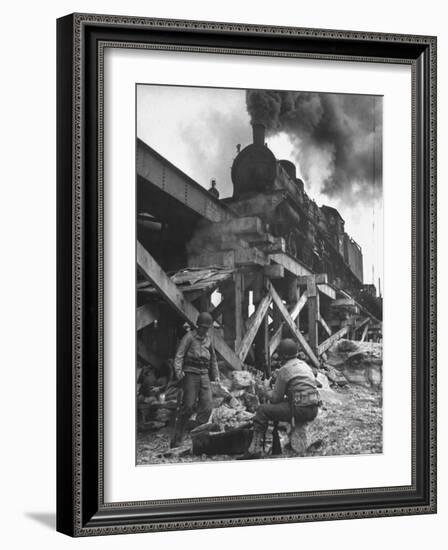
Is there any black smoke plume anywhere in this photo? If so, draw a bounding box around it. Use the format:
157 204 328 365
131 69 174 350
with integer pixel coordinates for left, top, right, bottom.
246 90 382 204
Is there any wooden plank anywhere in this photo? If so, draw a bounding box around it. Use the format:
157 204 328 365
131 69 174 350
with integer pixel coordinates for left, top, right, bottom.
319 315 332 337
360 321 370 342
269 325 283 356
137 241 243 370
307 277 319 351
136 303 158 331
317 283 336 300
354 316 370 332
306 276 317 297
234 272 244 350
317 326 349 356
285 273 299 305
137 241 198 323
269 284 320 368
331 298 356 307
254 309 270 376
237 292 272 361
269 253 312 278
290 290 308 321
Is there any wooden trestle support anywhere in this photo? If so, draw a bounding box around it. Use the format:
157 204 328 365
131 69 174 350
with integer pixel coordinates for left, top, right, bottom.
137 235 380 375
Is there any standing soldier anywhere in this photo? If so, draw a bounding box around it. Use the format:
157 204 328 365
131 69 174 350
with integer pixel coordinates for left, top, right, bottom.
173 312 220 441
247 338 320 458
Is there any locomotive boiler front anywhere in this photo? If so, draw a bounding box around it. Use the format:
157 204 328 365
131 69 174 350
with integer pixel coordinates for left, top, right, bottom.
231 123 277 199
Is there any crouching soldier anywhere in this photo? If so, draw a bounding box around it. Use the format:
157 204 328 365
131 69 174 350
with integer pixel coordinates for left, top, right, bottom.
247 338 319 458
173 312 220 441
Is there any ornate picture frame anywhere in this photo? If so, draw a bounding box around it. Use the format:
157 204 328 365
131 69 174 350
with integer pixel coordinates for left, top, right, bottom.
56 13 437 536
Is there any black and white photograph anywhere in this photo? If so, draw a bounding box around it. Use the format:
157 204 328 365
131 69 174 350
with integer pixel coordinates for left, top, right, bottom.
136 84 383 465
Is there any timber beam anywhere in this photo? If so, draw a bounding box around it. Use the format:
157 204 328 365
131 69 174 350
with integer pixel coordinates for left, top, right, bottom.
317 326 349 356
306 276 320 353
360 320 371 342
318 315 332 337
297 274 328 285
317 283 337 300
269 253 312 278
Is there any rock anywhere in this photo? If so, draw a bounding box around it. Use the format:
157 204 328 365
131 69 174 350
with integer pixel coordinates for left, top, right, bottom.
212 404 254 430
212 397 225 408
232 370 255 390
342 363 382 387
316 372 331 390
242 392 260 413
228 396 244 410
337 339 359 353
235 410 254 422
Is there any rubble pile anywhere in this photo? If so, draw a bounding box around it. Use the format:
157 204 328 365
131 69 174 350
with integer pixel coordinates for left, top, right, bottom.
136 339 384 463
137 377 179 431
323 339 383 388
210 368 265 430
137 365 266 433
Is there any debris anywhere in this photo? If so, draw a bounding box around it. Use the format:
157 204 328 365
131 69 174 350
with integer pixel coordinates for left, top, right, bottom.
211 381 233 399
137 340 383 463
232 370 255 390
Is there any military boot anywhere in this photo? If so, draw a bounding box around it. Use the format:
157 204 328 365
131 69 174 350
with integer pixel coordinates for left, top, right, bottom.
246 429 265 458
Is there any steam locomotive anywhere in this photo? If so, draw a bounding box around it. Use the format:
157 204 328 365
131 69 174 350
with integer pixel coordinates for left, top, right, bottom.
224 123 367 298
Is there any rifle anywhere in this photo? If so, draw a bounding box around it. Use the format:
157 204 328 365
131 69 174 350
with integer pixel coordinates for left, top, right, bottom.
271 421 282 455
169 378 184 448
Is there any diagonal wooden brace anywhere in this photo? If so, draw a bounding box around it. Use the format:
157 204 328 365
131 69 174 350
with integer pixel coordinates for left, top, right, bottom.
137 241 243 370
268 283 320 368
236 292 272 362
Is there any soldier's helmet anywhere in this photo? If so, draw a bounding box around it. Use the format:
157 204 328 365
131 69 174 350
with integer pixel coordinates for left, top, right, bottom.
196 312 214 328
277 338 299 360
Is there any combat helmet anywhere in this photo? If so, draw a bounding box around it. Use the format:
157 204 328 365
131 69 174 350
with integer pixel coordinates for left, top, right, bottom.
196 312 213 328
277 338 299 360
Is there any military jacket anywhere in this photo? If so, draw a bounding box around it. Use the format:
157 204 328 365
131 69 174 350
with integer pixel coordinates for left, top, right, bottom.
174 330 219 381
270 358 317 404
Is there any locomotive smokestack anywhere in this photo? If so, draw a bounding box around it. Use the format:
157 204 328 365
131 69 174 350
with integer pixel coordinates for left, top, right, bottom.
252 123 266 147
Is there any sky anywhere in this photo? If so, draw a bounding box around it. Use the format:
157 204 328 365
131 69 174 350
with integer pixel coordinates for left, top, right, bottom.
137 85 383 289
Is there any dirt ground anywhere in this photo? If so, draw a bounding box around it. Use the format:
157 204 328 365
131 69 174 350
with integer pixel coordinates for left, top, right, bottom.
136 383 382 465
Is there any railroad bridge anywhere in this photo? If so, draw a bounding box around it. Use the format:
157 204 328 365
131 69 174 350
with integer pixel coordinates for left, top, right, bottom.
136 137 381 375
